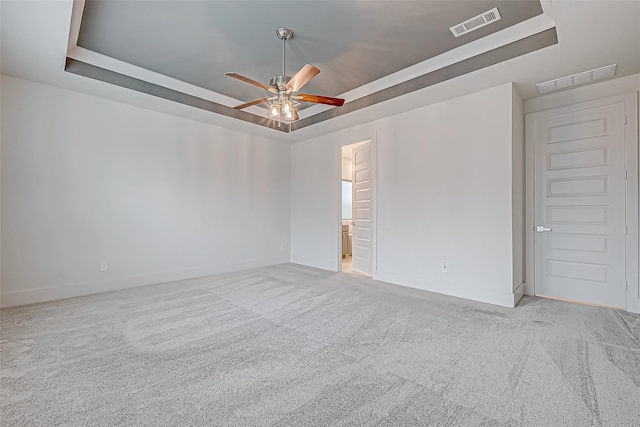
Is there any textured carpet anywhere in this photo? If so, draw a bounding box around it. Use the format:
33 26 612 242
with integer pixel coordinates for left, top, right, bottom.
1 263 639 426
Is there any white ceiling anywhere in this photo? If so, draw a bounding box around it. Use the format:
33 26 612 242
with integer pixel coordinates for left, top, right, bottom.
1 1 639 143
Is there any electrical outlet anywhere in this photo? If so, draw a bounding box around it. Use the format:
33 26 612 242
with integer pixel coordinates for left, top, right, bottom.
441 261 448 273
100 261 108 272
280 244 284 251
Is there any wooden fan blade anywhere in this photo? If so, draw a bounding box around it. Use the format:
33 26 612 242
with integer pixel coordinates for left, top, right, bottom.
226 73 276 93
295 94 345 107
233 98 269 110
292 105 299 121
286 64 320 93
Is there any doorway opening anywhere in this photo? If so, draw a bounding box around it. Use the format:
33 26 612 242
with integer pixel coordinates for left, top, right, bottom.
340 140 374 275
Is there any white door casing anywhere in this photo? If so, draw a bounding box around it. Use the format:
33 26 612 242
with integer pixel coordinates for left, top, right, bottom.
351 141 373 275
531 100 628 308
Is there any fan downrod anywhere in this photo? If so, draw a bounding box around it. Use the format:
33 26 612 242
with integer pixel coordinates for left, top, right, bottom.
274 28 294 89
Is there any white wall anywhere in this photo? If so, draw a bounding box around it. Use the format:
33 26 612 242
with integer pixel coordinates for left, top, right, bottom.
291 83 522 307
0 75 291 307
290 134 344 271
512 86 525 296
341 157 352 181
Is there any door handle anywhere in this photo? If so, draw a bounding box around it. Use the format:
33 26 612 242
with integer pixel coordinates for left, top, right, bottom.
536 226 552 232
351 221 356 226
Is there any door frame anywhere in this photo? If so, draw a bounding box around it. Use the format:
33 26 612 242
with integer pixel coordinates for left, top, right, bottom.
525 92 639 312
337 137 377 274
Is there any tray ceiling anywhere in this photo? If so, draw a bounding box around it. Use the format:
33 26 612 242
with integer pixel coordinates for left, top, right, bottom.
65 0 555 133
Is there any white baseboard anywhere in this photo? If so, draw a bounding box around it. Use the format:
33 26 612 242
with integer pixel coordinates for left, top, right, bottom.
0 256 289 308
524 281 535 296
290 256 339 273
626 300 640 315
513 282 526 307
373 270 521 308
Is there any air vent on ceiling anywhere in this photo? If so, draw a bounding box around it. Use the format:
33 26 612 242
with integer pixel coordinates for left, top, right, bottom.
450 7 502 37
536 64 617 94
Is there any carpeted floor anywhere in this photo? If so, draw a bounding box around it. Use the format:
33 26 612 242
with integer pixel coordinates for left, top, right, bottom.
1 263 639 426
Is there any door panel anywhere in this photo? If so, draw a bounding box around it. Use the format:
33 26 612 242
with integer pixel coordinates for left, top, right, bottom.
547 234 607 252
547 147 607 169
534 102 626 308
351 142 373 275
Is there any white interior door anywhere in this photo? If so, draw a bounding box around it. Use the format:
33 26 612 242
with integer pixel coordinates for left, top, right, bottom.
351 141 373 275
533 101 627 308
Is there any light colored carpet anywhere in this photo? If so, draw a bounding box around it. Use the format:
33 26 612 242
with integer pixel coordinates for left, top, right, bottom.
1 263 639 426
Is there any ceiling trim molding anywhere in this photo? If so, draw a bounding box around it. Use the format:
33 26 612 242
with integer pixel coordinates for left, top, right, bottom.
65 26 557 133
64 58 291 132
292 28 558 130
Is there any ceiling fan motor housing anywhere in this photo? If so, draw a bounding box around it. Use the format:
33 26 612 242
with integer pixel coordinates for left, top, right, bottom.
270 75 292 92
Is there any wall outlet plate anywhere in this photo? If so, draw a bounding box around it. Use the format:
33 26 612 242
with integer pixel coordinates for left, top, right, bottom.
100 261 108 272
441 261 448 273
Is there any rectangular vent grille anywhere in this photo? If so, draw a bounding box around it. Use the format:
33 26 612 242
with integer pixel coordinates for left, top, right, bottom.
536 64 617 94
450 7 502 37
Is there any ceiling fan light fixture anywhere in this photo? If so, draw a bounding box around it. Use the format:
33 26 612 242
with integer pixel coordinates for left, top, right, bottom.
269 102 280 118
282 99 293 114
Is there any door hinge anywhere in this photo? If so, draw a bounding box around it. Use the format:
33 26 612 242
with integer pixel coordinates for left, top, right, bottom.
624 115 628 125
625 225 628 235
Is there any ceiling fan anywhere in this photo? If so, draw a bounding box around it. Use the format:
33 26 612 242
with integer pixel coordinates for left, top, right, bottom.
226 27 345 123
